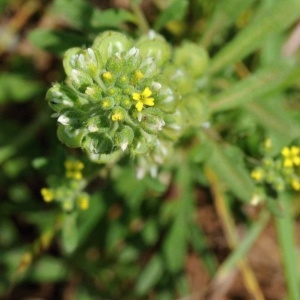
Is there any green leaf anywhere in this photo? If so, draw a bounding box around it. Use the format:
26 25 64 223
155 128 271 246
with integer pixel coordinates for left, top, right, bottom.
247 98 300 144
91 9 134 29
208 0 300 74
163 213 187 272
200 0 255 48
0 73 43 103
206 141 255 202
135 255 163 295
209 63 300 113
26 256 68 282
154 0 188 31
51 0 133 31
62 213 78 254
28 29 88 55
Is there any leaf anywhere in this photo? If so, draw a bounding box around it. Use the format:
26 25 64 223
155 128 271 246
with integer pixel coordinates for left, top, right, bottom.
247 98 300 144
135 255 163 295
0 73 43 103
163 213 187 272
154 0 188 31
26 256 67 282
51 0 133 31
91 9 134 29
208 0 300 74
61 213 78 254
209 63 300 113
206 141 255 202
28 29 88 55
200 0 255 48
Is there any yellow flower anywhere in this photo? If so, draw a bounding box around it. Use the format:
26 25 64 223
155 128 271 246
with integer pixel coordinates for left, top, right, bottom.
77 195 89 210
102 71 113 80
281 146 300 168
65 160 84 180
132 87 154 112
41 188 54 202
112 112 124 121
291 179 300 191
251 169 264 181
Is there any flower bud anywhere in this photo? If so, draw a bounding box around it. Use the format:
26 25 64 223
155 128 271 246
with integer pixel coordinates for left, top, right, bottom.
63 47 82 76
74 48 103 78
136 31 171 66
57 125 87 148
82 132 113 154
69 69 93 92
140 107 165 134
46 83 82 112
174 41 209 77
93 31 133 63
114 126 134 151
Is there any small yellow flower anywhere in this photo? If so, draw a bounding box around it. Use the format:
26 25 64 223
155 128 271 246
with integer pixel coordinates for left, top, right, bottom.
112 112 124 121
281 146 300 168
132 87 154 112
134 70 144 80
77 195 89 210
251 169 264 181
102 71 112 80
291 179 300 191
65 160 84 180
41 188 54 202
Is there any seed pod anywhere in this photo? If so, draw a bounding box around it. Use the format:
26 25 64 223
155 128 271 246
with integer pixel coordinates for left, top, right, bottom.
57 125 87 148
82 132 113 154
93 31 133 64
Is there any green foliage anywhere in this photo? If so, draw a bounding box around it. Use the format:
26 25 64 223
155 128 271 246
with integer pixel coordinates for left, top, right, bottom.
1 0 300 299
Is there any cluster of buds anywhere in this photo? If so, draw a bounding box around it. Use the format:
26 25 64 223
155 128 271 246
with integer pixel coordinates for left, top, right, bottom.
41 160 89 211
46 30 209 175
251 140 300 196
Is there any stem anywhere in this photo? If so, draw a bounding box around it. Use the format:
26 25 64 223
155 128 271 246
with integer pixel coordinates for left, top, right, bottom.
274 194 300 300
130 0 150 33
206 167 267 299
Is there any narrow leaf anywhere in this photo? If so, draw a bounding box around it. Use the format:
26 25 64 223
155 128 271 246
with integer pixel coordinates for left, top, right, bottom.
209 63 300 113
206 142 255 202
208 0 300 74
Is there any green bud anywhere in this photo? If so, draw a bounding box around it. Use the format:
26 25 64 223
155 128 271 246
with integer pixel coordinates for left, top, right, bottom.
155 82 178 113
46 83 82 112
69 69 93 92
101 97 115 110
111 106 126 122
114 126 134 151
85 85 102 101
174 41 209 77
92 31 133 63
57 108 85 128
140 107 165 134
106 54 124 75
63 47 81 76
136 31 171 66
82 132 113 154
119 95 132 109
116 75 129 88
57 125 87 148
74 48 103 78
86 116 109 133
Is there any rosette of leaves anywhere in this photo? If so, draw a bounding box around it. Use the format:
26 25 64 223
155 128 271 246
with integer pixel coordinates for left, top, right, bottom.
46 31 181 165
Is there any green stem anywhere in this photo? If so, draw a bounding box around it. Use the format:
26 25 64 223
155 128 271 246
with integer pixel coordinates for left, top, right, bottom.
274 194 300 300
130 0 150 33
213 210 270 284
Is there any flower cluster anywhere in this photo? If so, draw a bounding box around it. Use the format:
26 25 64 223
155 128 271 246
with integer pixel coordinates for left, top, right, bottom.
41 160 89 211
46 30 210 175
251 141 300 195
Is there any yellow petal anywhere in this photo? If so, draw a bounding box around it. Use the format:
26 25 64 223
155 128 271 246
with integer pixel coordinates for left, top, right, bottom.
132 93 141 101
142 87 152 98
136 101 143 112
144 97 154 106
281 147 290 157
